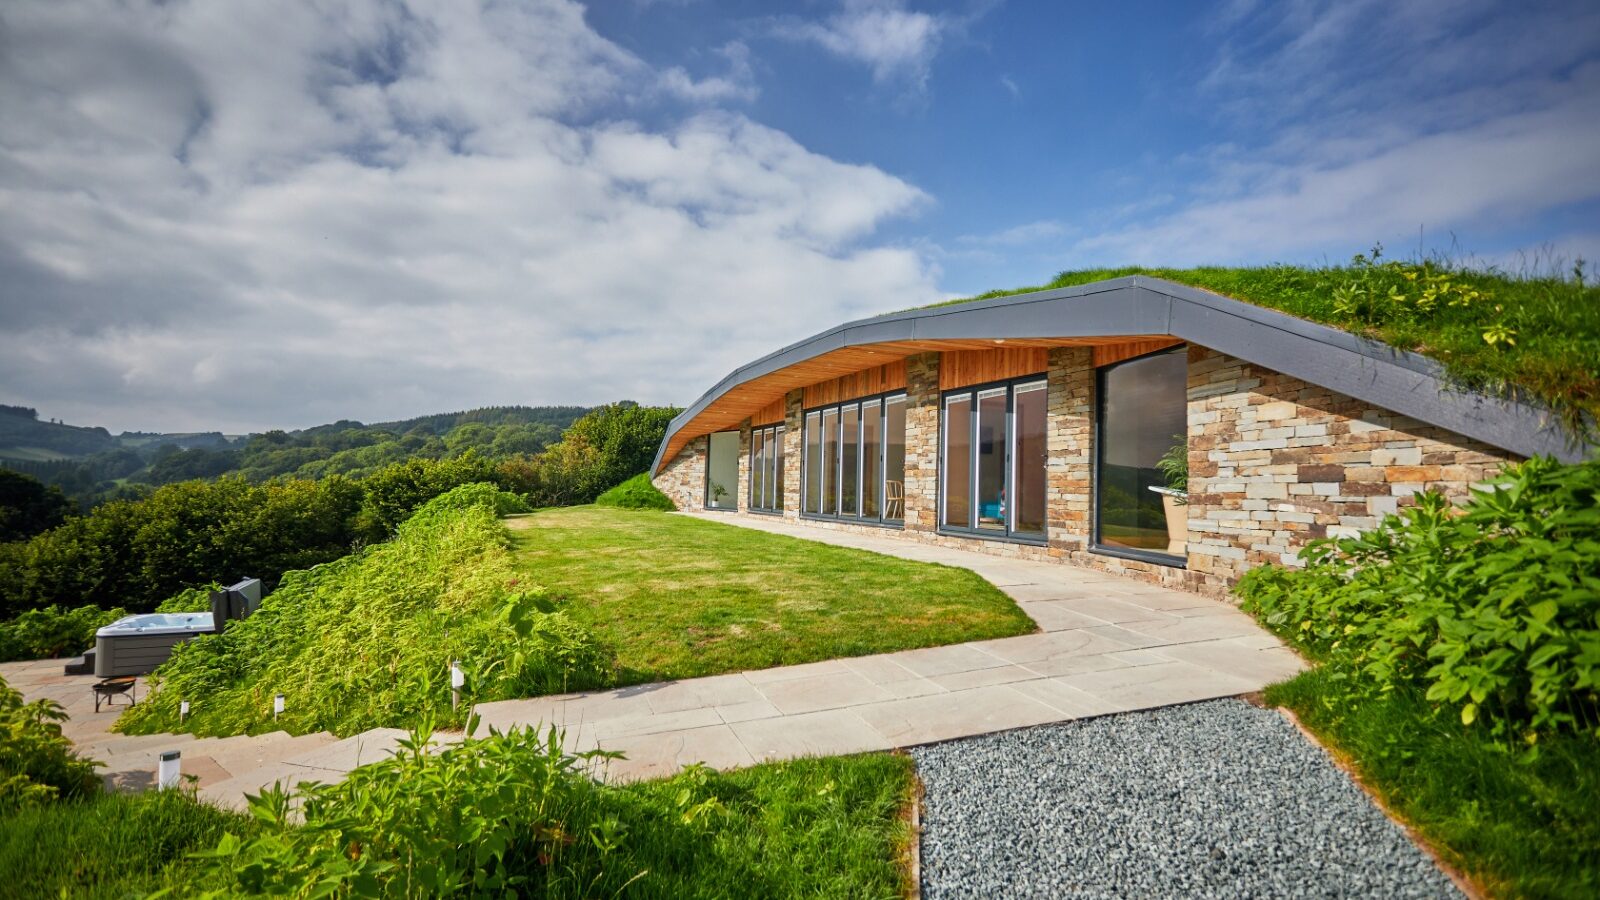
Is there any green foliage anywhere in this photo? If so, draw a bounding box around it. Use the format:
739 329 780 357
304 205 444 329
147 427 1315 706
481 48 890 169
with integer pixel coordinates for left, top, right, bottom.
353 453 501 539
0 788 246 899
155 583 223 613
189 725 913 898
0 674 101 812
0 469 71 541
0 604 127 663
1154 434 1188 496
117 485 609 737
1237 455 1600 740
594 473 676 511
932 255 1600 441
1266 669 1600 899
526 403 680 507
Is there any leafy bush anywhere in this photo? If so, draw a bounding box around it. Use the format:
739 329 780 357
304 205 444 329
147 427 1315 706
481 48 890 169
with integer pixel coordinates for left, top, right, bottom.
154 583 222 613
117 484 609 737
352 453 501 540
0 674 101 812
526 403 679 507
190 724 914 898
1237 455 1600 741
594 473 676 511
0 469 71 541
0 604 126 663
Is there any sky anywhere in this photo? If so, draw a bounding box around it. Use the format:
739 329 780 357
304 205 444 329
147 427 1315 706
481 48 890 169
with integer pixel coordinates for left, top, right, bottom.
2 0 1596 434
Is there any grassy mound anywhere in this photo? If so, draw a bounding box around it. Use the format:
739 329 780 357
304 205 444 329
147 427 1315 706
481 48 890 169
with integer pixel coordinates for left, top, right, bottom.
116 484 609 738
594 472 675 511
930 256 1600 439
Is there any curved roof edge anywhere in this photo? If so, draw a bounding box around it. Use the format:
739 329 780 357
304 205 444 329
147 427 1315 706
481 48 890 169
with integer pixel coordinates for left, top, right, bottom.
653 275 1589 473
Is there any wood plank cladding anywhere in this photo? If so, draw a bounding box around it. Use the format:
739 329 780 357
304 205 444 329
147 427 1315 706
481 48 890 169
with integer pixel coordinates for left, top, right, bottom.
1092 338 1184 368
939 348 1049 391
750 396 786 427
802 360 908 408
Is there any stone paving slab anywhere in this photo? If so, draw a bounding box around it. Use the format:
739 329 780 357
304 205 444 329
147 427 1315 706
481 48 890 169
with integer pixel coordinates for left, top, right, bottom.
472 513 1306 782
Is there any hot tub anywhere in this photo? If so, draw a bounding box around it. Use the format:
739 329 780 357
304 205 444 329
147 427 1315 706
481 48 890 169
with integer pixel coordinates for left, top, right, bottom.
94 612 216 677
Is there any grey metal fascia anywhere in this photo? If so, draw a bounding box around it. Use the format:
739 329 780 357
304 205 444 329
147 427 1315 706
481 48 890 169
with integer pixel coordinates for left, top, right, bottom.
652 276 1587 473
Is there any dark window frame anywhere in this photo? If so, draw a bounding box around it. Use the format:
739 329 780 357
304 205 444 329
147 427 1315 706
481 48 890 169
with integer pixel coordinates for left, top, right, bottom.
747 423 786 513
1091 345 1188 568
800 389 907 527
937 374 1049 545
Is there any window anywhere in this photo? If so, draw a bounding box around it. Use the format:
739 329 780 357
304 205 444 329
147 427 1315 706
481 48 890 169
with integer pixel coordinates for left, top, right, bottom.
749 424 785 512
1095 346 1187 563
801 391 907 525
705 431 739 510
940 378 1048 541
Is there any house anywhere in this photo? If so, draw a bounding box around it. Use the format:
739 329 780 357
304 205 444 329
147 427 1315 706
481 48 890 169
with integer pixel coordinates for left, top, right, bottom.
650 275 1584 595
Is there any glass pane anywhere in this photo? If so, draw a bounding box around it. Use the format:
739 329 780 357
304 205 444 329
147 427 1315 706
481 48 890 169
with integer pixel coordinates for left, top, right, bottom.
707 431 739 510
1013 382 1047 535
943 394 971 528
976 389 1008 531
805 413 822 513
860 400 881 519
841 405 859 516
772 427 785 510
750 429 765 510
1097 348 1188 556
884 396 906 521
821 408 839 515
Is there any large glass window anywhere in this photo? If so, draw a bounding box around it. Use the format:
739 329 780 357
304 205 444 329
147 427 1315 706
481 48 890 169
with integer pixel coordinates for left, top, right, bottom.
1095 347 1187 562
941 378 1047 540
705 431 739 510
805 412 822 513
801 392 907 526
749 424 785 512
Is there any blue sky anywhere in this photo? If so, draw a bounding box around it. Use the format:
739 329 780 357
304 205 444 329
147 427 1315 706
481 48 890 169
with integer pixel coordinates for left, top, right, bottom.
1 0 1595 431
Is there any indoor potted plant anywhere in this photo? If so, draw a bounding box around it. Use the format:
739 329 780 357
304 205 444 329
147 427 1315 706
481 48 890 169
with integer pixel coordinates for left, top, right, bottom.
1149 435 1188 555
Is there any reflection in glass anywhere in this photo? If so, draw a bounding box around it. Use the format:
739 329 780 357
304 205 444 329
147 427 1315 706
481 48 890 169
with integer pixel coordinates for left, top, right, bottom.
1096 348 1188 556
1013 382 1047 535
750 429 765 510
821 408 839 516
804 412 821 513
976 389 1007 531
841 405 859 516
706 431 739 510
861 400 881 518
943 394 972 528
772 427 785 510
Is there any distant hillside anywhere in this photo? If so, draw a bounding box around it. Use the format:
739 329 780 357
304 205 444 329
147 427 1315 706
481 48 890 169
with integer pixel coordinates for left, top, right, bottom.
0 404 593 507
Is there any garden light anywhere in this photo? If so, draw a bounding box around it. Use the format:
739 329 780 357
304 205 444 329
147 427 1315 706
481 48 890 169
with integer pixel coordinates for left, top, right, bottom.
274 693 285 720
158 750 181 790
180 699 190 722
451 660 465 710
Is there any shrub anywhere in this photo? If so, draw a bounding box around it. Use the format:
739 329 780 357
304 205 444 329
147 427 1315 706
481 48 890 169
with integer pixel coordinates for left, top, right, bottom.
527 403 679 506
0 674 101 812
0 604 126 663
117 484 610 737
594 473 676 511
1237 455 1600 741
154 583 221 613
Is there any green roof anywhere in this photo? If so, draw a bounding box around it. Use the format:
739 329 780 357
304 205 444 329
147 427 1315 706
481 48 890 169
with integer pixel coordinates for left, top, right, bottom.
928 257 1600 443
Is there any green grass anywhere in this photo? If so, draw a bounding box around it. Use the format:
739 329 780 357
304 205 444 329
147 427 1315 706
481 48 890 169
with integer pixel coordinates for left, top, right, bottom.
0 789 246 898
509 506 1034 683
924 262 1600 439
1266 670 1599 899
0 752 915 899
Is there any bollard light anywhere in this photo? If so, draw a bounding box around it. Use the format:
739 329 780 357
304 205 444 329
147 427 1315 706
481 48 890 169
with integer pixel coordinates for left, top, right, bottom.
450 661 465 690
180 700 190 723
158 750 181 790
273 693 285 721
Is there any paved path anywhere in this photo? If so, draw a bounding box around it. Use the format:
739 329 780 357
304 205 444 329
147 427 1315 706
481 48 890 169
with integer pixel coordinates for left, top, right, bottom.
2 512 1303 799
475 513 1305 782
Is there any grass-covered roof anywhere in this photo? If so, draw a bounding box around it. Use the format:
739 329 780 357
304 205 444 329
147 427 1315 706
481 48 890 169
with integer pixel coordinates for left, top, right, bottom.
927 252 1599 442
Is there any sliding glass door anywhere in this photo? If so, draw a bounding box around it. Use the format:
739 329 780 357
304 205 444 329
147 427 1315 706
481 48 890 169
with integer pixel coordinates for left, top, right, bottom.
748 424 784 512
802 392 907 525
705 431 740 510
1095 346 1187 563
940 378 1047 540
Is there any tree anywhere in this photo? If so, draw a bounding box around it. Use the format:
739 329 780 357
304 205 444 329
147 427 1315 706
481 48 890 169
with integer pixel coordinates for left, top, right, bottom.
0 470 71 542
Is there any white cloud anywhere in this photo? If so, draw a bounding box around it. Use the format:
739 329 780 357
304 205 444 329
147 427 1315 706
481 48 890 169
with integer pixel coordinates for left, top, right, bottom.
658 41 758 104
774 0 951 93
0 0 936 432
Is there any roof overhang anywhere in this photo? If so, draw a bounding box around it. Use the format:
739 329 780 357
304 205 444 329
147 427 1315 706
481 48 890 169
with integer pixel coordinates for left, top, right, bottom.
653 276 1588 473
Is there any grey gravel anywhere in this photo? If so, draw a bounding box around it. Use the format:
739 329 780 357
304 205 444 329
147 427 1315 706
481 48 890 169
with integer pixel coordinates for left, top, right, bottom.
909 699 1460 899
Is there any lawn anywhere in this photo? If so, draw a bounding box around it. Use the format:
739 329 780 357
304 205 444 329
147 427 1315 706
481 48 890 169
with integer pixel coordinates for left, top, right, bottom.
508 506 1035 684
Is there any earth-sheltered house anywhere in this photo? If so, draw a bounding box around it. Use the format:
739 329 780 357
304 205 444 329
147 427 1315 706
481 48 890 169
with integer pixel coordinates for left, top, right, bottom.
651 275 1588 596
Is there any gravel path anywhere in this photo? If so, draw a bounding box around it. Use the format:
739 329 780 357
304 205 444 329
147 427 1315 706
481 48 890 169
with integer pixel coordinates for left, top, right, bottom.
910 699 1459 899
